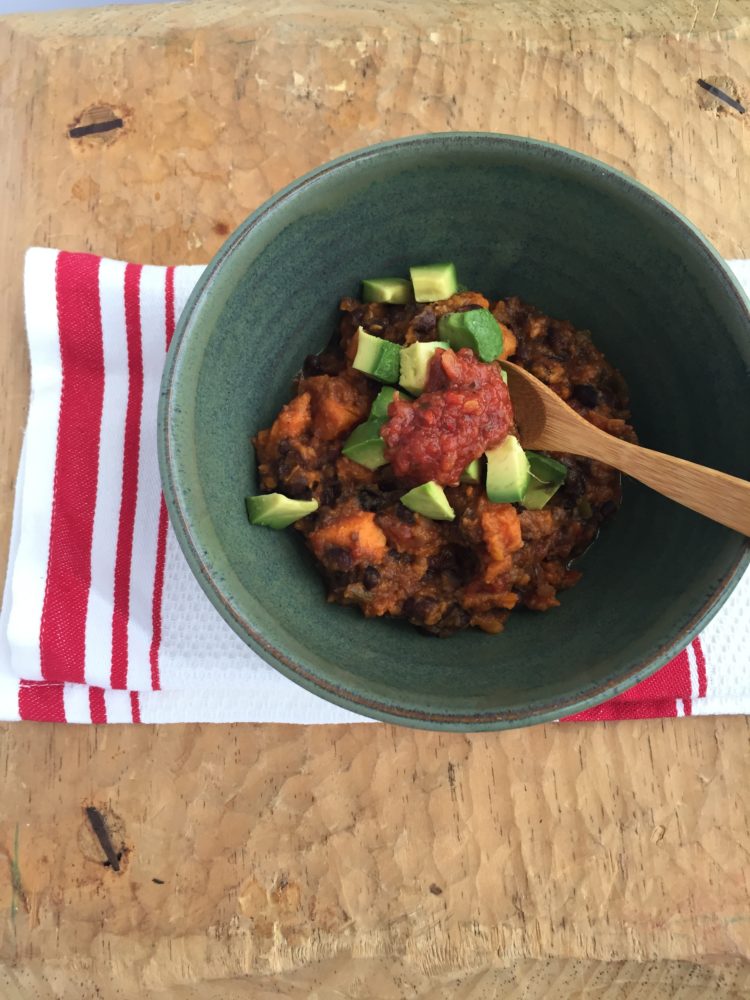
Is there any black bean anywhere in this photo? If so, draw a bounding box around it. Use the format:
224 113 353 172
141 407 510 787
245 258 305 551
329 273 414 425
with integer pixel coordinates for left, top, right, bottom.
559 466 585 508
427 544 471 580
412 309 436 335
276 449 304 481
283 481 313 501
549 327 572 358
325 546 353 571
437 604 471 632
572 384 600 408
453 546 480 582
378 470 398 492
600 500 618 518
514 340 533 365
302 352 340 377
428 548 458 575
319 482 341 508
363 566 380 590
396 504 416 524
302 353 325 376
389 549 411 563
358 488 389 513
402 596 438 621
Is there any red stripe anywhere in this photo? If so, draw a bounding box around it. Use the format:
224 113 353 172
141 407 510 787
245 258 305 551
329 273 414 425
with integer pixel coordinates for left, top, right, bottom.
130 690 142 723
148 266 176 691
110 264 144 689
39 252 105 683
89 687 107 723
165 265 176 343
564 649 693 722
693 637 708 698
18 681 66 722
600 649 691 703
566 697 679 722
149 502 168 691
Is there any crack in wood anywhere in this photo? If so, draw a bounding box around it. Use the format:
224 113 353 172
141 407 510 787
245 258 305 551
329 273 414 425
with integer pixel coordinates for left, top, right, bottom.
85 806 121 871
697 78 745 114
69 118 124 139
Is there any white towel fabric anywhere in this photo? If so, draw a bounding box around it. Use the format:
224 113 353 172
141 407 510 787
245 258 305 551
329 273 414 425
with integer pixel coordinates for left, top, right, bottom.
0 248 747 724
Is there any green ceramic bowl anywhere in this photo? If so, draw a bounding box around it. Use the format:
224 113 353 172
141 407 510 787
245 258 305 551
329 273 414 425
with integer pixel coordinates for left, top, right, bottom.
159 133 750 730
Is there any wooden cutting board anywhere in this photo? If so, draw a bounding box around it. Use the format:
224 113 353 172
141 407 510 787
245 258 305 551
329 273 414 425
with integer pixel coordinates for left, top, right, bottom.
1 2 750 996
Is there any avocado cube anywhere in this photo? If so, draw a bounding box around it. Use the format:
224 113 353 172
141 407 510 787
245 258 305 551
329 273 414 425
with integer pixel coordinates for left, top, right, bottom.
399 340 449 395
522 481 562 510
520 453 568 509
525 452 568 485
485 435 530 503
342 420 388 470
409 262 459 303
361 277 412 304
352 327 401 384
246 493 319 529
370 386 400 421
400 481 455 521
437 308 504 362
460 458 482 484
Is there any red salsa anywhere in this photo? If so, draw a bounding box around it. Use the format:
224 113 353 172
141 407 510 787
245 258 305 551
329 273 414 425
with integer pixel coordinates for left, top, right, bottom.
381 348 513 485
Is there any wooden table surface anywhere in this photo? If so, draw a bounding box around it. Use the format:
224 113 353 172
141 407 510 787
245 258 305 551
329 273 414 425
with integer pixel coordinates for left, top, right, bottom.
1 2 750 997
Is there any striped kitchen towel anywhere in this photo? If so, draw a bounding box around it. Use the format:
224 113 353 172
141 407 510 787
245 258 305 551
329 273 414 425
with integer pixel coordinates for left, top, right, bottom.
0 248 747 723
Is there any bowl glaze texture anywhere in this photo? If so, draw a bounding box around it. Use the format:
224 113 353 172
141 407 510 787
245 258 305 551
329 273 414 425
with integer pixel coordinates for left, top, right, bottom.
159 133 750 730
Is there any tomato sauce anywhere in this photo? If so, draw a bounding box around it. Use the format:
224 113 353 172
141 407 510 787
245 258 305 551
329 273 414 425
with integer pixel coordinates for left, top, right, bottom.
380 348 513 485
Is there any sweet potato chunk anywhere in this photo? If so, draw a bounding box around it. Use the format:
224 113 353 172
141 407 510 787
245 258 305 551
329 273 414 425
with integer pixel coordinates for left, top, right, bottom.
258 392 311 452
497 324 517 360
310 511 387 565
303 373 371 441
480 503 523 563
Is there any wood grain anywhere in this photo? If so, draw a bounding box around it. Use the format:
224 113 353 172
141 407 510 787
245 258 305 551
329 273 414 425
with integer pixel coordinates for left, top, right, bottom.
1 1 750 996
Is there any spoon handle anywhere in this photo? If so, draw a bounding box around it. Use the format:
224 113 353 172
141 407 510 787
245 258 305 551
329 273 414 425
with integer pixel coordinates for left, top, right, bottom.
578 431 750 536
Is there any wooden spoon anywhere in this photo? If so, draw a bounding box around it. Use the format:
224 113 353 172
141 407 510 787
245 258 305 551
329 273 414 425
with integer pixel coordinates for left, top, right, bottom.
501 360 750 536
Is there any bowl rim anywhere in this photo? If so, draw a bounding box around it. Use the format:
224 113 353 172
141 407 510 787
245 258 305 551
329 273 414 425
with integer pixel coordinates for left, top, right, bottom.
158 131 750 731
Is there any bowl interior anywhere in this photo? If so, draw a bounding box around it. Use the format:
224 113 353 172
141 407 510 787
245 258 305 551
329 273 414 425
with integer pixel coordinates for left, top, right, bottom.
163 134 750 728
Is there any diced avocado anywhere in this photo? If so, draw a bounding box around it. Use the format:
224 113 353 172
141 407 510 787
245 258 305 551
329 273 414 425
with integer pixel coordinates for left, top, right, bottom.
520 452 568 509
352 327 401 383
437 309 504 362
400 481 455 521
246 493 318 529
399 340 449 395
525 452 567 485
342 420 388 469
370 385 400 421
361 277 412 304
410 262 459 302
485 435 530 503
521 481 560 510
460 458 482 484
